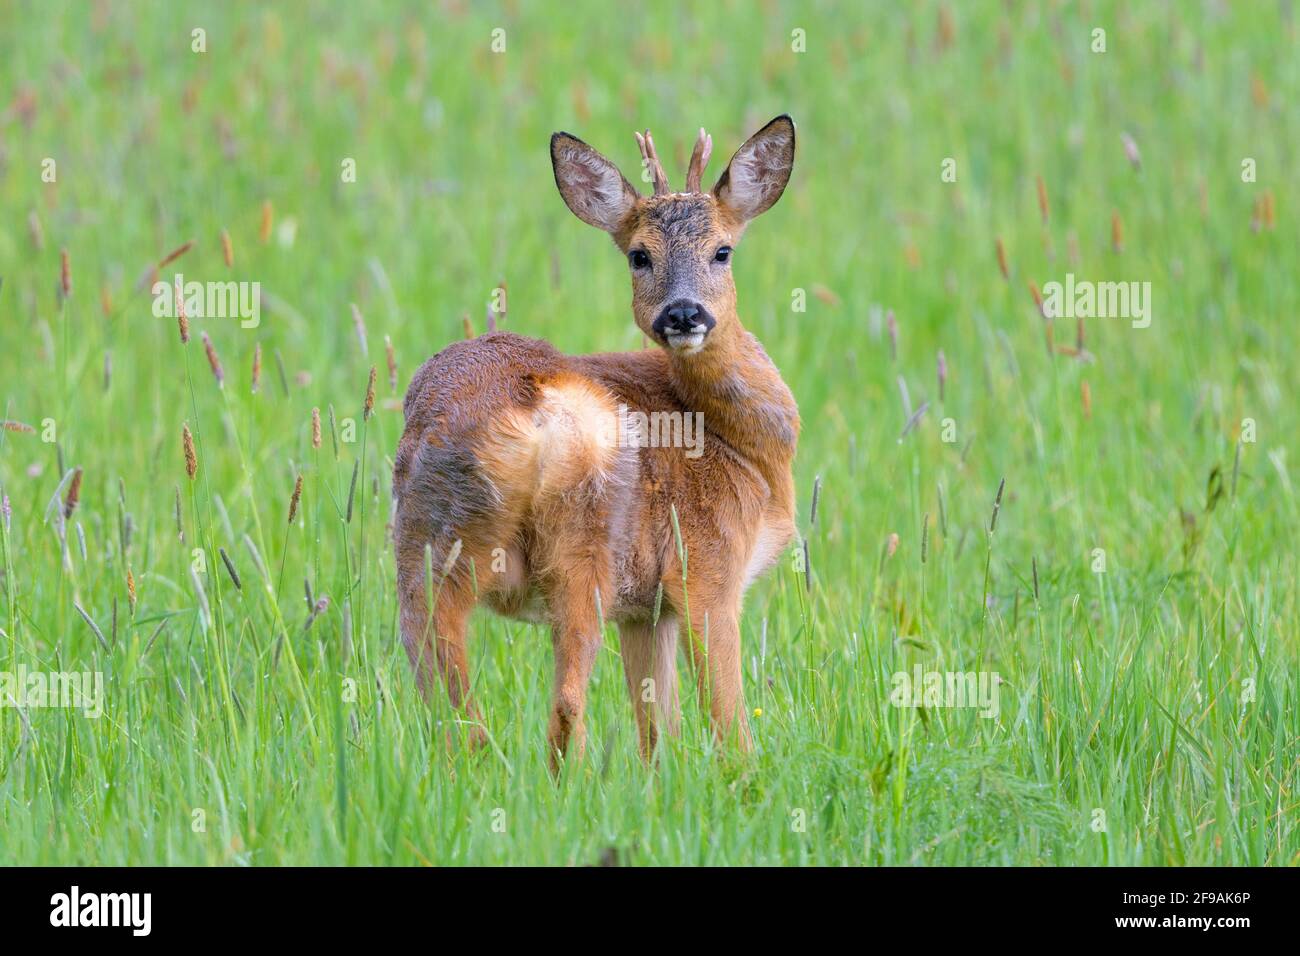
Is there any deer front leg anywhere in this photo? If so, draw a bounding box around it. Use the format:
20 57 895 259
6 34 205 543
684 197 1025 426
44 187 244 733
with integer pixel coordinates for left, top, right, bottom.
681 608 752 751
619 615 680 761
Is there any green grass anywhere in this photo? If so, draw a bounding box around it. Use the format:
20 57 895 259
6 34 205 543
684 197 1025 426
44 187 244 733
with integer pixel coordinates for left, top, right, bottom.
0 0 1296 865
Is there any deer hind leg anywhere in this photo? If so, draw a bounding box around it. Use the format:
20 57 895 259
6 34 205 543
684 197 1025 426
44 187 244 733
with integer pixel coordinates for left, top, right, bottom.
396 560 489 751
394 427 512 751
520 376 629 771
534 483 616 772
538 537 611 773
681 608 752 752
619 615 680 761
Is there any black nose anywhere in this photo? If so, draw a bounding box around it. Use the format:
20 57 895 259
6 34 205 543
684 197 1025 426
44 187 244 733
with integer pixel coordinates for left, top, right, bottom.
653 300 715 337
667 303 699 326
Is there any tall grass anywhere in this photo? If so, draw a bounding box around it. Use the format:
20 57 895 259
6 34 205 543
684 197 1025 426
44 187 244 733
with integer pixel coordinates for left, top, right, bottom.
0 0 1295 865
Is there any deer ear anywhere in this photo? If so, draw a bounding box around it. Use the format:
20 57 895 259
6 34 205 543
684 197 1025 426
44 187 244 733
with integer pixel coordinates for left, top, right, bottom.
551 132 640 233
713 115 796 223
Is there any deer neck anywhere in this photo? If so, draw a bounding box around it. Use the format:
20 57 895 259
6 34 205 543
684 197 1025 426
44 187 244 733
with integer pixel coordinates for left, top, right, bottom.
666 315 799 507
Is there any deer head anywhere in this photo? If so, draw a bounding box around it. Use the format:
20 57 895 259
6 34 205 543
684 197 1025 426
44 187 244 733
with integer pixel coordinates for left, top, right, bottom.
551 115 795 356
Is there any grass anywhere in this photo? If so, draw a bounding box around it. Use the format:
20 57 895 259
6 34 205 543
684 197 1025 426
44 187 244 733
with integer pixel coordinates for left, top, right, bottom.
0 0 1296 865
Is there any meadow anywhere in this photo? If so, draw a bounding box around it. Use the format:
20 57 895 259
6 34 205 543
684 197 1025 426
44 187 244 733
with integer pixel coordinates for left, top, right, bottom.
0 1 1296 865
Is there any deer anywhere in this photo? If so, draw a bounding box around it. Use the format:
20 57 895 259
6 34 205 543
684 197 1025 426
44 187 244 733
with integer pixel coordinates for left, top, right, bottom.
393 115 799 769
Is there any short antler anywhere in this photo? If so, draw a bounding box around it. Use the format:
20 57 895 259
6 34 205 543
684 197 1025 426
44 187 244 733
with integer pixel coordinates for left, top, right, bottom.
684 127 713 193
633 129 670 196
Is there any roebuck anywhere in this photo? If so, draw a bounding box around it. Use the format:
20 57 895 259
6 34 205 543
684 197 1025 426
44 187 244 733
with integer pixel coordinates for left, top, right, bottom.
394 115 799 767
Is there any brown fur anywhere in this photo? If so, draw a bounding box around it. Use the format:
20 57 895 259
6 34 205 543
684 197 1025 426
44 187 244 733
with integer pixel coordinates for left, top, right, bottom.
394 116 799 767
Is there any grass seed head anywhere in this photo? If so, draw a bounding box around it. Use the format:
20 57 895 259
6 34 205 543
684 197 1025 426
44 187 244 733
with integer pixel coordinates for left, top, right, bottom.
63 467 83 519
989 477 1006 533
182 424 197 480
220 228 234 267
157 240 193 269
288 473 303 524
311 407 321 449
219 546 242 590
363 366 376 421
175 277 190 343
442 539 463 577
201 331 225 386
346 459 359 523
60 248 72 298
995 237 1009 279
1029 280 1044 317
251 342 262 393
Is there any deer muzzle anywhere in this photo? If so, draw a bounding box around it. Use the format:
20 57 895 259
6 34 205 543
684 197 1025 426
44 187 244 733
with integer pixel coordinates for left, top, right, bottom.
653 300 715 353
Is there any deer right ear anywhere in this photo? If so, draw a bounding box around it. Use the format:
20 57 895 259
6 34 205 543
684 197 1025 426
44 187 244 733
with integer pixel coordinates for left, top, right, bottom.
713 114 796 223
551 133 640 234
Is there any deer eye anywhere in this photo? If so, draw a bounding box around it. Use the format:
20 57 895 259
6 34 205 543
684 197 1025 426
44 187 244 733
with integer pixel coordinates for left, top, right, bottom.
629 249 651 270
713 246 733 264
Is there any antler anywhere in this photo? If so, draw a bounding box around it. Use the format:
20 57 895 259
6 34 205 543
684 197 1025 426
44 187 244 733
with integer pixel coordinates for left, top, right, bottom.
684 127 713 193
633 129 670 196
634 127 713 195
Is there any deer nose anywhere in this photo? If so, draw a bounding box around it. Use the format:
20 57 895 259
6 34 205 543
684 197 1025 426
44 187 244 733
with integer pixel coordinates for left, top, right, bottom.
667 303 699 327
653 300 715 338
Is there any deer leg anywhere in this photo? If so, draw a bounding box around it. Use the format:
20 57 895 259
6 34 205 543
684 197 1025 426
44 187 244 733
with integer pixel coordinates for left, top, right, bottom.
551 595 605 775
619 615 680 761
397 564 487 750
546 554 611 770
681 608 752 751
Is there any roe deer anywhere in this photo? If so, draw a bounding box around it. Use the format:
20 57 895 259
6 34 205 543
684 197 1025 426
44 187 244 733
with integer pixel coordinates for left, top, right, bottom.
393 115 799 768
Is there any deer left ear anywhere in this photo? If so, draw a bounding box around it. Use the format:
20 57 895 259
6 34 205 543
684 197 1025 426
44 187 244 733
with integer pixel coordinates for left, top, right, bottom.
713 114 796 223
551 132 641 234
